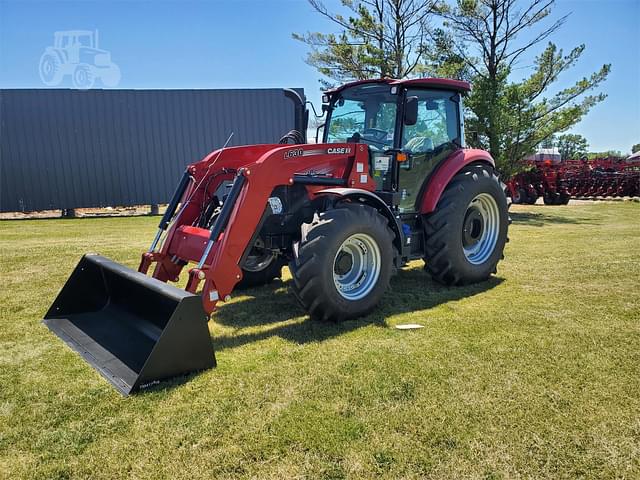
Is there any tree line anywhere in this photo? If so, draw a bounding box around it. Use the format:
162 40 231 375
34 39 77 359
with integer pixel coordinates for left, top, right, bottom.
293 0 619 175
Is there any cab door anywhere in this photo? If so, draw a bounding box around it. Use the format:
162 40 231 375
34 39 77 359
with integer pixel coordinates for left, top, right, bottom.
398 89 462 212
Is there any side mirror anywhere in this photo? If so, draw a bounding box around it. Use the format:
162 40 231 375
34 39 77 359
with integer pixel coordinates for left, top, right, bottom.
403 96 418 126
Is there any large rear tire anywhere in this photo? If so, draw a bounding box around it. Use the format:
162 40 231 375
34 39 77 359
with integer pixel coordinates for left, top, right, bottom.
290 204 395 322
39 52 63 86
423 165 508 285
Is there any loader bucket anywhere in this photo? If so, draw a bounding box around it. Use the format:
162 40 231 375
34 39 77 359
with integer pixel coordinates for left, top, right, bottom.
43 254 216 395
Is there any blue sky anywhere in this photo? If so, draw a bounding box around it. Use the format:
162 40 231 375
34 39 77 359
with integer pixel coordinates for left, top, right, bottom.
1 0 638 152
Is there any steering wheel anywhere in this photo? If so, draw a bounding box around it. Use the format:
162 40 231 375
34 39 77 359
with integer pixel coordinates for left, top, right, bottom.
362 128 389 142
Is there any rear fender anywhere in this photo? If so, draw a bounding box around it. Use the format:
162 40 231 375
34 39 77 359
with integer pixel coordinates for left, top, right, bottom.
316 188 404 254
419 148 495 214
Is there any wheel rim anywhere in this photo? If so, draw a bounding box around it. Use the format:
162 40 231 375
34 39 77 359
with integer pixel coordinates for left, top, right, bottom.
513 190 521 203
78 71 88 85
74 66 93 89
332 233 381 300
462 193 500 265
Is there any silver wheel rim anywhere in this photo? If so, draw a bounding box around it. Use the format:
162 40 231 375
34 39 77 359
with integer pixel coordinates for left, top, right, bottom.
462 193 500 265
332 233 381 300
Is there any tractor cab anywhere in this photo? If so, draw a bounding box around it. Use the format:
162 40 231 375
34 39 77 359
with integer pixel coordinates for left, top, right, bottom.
53 31 97 63
322 78 468 212
55 31 95 49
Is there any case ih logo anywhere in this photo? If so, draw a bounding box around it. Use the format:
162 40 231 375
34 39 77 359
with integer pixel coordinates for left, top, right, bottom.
327 147 352 155
284 147 352 159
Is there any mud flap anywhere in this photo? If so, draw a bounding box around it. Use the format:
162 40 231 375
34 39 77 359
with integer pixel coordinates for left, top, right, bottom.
43 254 215 395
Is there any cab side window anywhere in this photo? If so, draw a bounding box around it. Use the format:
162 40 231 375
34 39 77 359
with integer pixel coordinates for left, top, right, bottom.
401 90 459 153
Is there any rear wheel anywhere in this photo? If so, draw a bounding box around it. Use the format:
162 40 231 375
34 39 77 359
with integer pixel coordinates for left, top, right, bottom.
423 166 508 285
290 204 395 321
39 53 62 86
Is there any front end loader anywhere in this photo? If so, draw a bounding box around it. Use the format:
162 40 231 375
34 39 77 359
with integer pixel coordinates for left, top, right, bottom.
44 78 509 395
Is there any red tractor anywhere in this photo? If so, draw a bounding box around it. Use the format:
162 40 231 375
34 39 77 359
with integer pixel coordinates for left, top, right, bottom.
44 78 509 394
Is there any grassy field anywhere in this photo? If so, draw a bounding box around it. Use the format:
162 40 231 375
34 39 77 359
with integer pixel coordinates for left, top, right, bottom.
1 202 638 479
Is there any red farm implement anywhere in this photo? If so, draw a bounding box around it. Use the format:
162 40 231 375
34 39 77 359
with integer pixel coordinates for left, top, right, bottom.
506 155 640 205
44 78 510 395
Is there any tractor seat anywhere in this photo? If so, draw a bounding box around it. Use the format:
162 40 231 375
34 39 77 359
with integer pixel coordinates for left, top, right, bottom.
404 136 434 154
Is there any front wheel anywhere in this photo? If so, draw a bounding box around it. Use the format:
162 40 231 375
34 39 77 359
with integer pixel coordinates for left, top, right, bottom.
290 204 396 322
73 64 95 90
100 64 121 87
423 165 508 285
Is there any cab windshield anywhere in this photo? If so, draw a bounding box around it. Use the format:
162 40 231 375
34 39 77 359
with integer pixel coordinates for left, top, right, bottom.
325 84 397 150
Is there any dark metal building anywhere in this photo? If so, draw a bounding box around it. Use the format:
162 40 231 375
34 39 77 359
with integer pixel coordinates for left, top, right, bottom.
0 88 306 212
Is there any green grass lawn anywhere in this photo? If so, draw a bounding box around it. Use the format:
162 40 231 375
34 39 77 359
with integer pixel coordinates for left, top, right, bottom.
1 202 638 479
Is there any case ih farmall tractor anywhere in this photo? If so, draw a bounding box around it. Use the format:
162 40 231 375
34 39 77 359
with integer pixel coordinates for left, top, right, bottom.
44 78 509 394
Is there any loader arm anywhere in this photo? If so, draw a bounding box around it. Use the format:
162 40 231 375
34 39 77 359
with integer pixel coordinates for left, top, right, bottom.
140 143 373 314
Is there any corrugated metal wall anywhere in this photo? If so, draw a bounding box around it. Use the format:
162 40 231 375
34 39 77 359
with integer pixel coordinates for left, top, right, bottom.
0 88 305 212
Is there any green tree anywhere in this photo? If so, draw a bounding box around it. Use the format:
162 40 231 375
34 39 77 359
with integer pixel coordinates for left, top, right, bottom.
540 135 556 149
441 0 610 175
556 133 588 160
587 150 624 160
293 0 439 88
632 143 640 154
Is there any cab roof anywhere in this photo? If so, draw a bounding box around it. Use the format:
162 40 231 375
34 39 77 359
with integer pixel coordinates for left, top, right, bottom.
325 78 471 95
